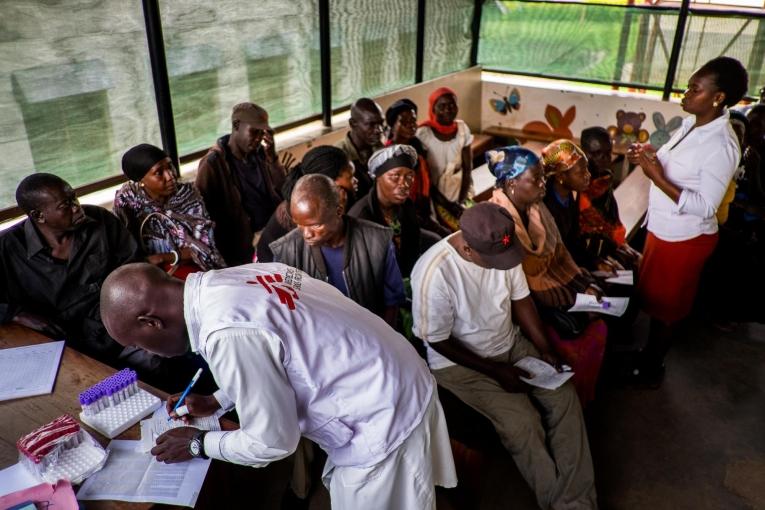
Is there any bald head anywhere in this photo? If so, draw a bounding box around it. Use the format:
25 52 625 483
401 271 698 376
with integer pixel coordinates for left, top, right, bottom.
289 174 344 246
292 174 341 214
101 263 188 357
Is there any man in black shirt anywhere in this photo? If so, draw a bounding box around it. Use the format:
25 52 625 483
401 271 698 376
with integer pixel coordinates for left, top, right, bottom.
0 174 208 392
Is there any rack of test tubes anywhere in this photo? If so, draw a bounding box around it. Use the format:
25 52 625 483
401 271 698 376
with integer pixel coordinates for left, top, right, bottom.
17 414 108 484
78 369 161 438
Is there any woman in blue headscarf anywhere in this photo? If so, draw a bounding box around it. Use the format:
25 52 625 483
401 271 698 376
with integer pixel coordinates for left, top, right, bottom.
487 146 607 405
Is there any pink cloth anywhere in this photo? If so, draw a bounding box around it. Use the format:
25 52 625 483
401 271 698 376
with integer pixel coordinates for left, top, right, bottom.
0 480 78 510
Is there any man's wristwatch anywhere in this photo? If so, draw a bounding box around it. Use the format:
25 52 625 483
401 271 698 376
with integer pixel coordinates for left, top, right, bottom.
189 430 208 459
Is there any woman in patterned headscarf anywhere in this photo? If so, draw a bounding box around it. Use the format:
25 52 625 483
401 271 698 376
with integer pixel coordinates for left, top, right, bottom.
541 138 634 273
114 144 225 279
487 145 607 405
349 144 440 277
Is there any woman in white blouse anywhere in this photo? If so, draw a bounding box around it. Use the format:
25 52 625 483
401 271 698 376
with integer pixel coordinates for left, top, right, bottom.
627 56 748 385
417 87 474 231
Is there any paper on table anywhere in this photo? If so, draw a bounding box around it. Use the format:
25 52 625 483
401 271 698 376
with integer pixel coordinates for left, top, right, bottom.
139 404 224 453
605 270 633 285
76 440 211 507
514 356 574 390
0 340 64 401
568 293 629 317
0 463 40 497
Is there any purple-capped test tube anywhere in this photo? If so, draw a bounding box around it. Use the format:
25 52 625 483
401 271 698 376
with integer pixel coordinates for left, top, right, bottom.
79 391 93 416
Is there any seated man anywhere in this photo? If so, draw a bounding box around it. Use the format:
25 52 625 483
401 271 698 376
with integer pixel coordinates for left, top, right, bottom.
196 102 286 266
270 174 404 327
0 173 212 393
335 98 385 201
411 202 597 510
99 262 456 510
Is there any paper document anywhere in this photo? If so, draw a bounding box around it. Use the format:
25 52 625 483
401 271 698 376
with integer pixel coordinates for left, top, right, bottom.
0 340 64 401
568 293 629 317
139 404 223 453
605 270 633 285
0 463 41 497
514 357 574 390
76 440 211 507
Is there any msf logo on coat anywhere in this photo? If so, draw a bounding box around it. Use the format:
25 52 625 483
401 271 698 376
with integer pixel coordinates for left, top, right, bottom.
246 271 301 310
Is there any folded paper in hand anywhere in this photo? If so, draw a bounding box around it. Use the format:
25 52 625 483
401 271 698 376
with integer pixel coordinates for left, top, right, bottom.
514 357 574 390
605 270 633 285
568 293 629 317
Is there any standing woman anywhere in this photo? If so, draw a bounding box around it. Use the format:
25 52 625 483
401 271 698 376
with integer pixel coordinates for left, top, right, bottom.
628 57 748 384
114 144 225 279
417 87 473 232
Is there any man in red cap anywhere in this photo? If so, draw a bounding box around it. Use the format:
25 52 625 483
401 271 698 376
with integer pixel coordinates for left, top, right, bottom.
196 102 287 266
411 202 597 510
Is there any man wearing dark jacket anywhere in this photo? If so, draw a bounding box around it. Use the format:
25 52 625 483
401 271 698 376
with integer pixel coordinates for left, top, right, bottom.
269 174 404 328
196 102 286 266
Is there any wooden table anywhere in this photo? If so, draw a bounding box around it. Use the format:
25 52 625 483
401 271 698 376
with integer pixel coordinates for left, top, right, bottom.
0 324 285 509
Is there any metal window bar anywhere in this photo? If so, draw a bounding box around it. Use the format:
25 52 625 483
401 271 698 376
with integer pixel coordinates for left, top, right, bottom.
142 0 179 167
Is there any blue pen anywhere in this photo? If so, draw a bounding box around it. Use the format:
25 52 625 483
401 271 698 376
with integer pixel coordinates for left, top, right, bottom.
601 301 611 310
168 368 203 421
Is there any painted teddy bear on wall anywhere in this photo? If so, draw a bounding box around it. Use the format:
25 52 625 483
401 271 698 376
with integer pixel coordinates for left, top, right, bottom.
608 110 649 152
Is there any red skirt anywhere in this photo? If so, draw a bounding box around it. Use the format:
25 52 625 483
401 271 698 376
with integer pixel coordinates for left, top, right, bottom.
638 231 718 325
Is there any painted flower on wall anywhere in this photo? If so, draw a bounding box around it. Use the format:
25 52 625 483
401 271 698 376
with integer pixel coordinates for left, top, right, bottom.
522 104 576 139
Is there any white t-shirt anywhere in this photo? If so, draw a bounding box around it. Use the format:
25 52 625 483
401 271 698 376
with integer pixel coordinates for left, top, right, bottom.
411 235 531 370
417 121 474 202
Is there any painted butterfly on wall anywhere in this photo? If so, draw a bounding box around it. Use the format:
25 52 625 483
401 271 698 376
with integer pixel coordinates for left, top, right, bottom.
489 87 521 115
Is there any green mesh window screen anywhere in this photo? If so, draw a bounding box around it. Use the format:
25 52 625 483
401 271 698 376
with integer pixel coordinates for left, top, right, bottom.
424 0 474 80
0 2 160 210
330 0 417 108
673 13 765 97
479 0 679 89
159 0 321 156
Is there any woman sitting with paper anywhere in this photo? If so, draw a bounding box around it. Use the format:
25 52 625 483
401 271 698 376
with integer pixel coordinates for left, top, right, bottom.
487 145 609 404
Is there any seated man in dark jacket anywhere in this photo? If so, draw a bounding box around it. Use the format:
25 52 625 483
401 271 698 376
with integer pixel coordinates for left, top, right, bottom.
0 173 213 393
270 174 404 327
196 102 286 266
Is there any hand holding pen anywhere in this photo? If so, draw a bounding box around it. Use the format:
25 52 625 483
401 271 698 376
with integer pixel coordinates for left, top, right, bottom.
167 368 203 422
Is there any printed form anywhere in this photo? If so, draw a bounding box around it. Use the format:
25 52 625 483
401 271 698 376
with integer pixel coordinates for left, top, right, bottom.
0 340 64 401
77 440 211 507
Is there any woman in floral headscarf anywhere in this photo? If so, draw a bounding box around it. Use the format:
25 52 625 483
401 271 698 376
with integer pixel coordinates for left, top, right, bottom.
416 87 474 231
487 145 607 405
541 138 638 272
114 144 225 279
